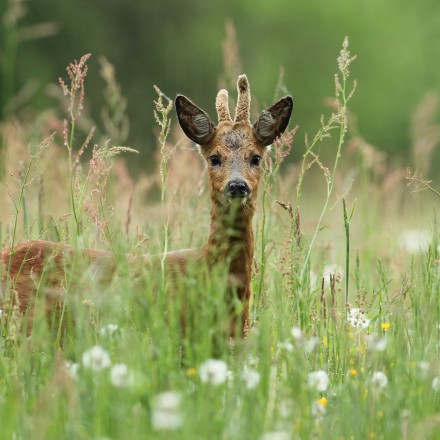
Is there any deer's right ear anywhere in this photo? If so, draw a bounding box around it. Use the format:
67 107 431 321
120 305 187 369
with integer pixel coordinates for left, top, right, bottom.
175 95 216 146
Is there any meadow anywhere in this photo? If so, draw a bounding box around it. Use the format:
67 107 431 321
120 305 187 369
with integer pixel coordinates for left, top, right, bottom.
1 38 440 440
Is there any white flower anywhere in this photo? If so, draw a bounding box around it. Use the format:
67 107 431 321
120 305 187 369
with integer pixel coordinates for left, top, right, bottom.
291 326 302 340
65 361 80 380
242 367 260 390
366 334 387 352
199 359 228 386
260 431 290 440
371 371 388 390
110 363 129 388
400 229 430 254
82 346 111 372
432 377 440 392
151 391 182 431
347 308 371 330
308 370 329 392
278 341 294 352
304 336 319 353
322 264 343 288
100 323 119 337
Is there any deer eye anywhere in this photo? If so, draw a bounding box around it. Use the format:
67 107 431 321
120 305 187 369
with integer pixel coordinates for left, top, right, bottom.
251 155 261 166
210 155 221 166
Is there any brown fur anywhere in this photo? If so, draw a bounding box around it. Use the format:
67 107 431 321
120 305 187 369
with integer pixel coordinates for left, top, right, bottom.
0 75 293 337
0 240 117 332
176 75 293 334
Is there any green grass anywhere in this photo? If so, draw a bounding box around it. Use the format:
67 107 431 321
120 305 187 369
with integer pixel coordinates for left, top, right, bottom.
1 40 440 440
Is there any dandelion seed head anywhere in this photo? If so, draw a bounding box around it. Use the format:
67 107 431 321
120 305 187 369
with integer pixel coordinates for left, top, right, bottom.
308 370 329 392
304 336 319 353
151 391 182 431
154 391 182 411
199 359 228 386
291 326 302 340
242 367 260 390
82 346 111 372
110 363 129 388
371 371 388 390
347 308 371 330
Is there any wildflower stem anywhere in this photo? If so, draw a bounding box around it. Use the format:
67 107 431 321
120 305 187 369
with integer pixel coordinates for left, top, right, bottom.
343 197 350 310
299 38 355 284
256 166 272 312
67 121 82 238
153 86 173 288
8 160 33 254
4 147 48 335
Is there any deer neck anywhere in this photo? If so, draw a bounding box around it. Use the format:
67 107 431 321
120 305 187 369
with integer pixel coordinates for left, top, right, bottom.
206 199 255 280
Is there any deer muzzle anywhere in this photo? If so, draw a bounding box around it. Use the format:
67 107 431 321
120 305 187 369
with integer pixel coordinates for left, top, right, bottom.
225 180 251 199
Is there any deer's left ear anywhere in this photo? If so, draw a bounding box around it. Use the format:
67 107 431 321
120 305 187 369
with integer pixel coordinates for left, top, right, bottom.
175 95 216 146
253 96 293 147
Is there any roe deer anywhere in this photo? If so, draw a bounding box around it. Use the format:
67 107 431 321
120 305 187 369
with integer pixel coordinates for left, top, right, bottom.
0 75 293 336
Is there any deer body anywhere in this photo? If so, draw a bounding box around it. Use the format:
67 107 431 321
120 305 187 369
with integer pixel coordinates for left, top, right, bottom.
0 75 293 335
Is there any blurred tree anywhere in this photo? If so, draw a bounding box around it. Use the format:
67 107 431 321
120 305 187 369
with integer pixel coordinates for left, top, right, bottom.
1 0 439 172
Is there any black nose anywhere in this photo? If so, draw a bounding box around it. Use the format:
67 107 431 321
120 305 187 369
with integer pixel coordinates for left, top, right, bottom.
226 180 250 198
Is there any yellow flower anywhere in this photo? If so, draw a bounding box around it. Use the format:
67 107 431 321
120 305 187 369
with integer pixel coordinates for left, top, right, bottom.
348 368 358 377
381 322 391 331
317 396 328 408
186 367 197 378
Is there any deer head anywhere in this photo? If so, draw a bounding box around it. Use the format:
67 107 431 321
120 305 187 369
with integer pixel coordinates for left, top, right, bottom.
175 75 293 214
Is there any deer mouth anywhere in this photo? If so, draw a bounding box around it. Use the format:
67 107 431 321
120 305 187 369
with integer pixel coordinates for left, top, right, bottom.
221 194 254 214
223 192 252 209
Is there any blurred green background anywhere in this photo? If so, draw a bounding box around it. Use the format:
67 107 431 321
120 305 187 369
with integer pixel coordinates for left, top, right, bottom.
1 0 439 170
